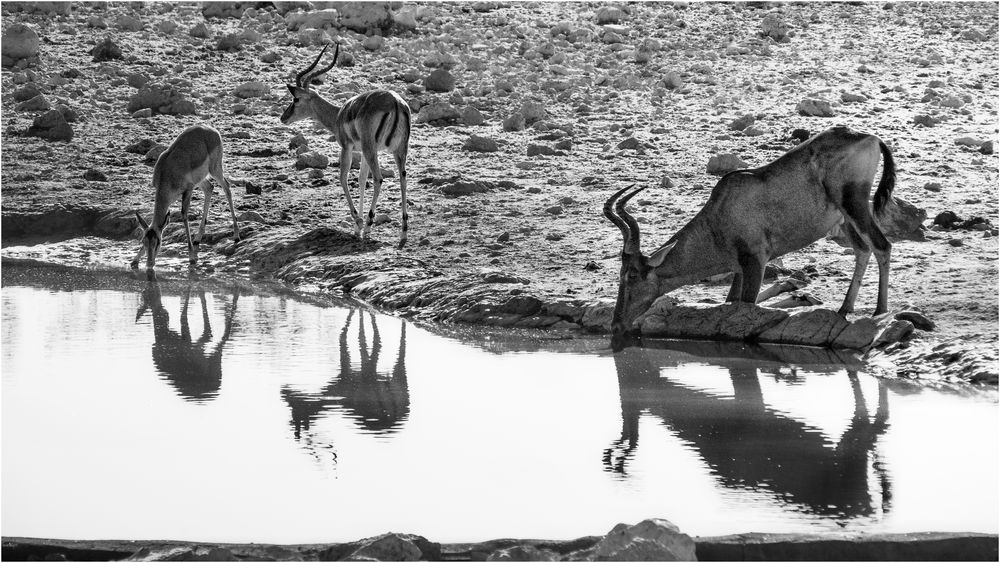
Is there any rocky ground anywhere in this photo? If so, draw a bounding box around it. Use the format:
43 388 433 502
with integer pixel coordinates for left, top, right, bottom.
2 1 997 384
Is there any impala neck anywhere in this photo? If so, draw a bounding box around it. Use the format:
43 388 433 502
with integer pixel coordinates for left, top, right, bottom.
307 93 342 133
653 220 731 292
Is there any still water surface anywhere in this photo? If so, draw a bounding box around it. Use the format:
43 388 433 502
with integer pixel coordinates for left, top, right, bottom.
2 264 997 544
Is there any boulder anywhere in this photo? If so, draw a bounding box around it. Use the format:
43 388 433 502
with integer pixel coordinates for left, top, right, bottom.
233 81 270 98
90 36 123 61
873 319 915 347
127 84 196 116
1 23 40 67
338 2 393 33
25 109 73 142
573 519 696 561
520 100 547 124
415 102 460 124
116 14 143 32
424 68 456 92
638 300 788 340
284 9 339 31
757 308 878 349
323 533 440 561
596 5 627 24
12 82 42 102
463 135 499 153
295 151 329 169
16 94 50 112
502 112 526 132
797 98 835 117
706 152 749 175
461 106 485 126
201 2 247 19
761 11 791 41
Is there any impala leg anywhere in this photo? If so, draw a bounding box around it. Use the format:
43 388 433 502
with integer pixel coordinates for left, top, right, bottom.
210 158 240 241
738 253 766 304
839 223 871 316
357 158 369 241
197 179 212 246
363 151 383 242
394 150 408 249
181 188 197 264
726 272 743 303
339 146 362 237
841 188 892 315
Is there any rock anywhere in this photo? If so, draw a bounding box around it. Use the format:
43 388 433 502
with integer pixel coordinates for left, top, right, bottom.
202 2 246 19
25 109 73 142
761 12 790 41
841 92 867 103
233 81 270 98
662 71 683 90
874 319 915 347
757 308 877 349
729 113 755 131
617 137 641 150
913 114 942 127
791 128 811 141
638 300 788 341
924 182 942 192
829 196 927 243
520 101 547 124
127 84 196 116
574 519 697 561
216 33 244 51
939 95 964 108
415 102 461 124
895 310 935 331
527 144 557 156
980 140 994 155
90 36 122 62
796 98 835 117
706 153 749 175
116 14 143 32
284 9 339 31
127 72 150 88
463 135 499 153
502 112 526 132
16 94 49 112
2 24 40 67
933 210 961 229
12 82 41 102
83 169 108 182
424 68 456 92
295 151 329 169
461 106 485 126
145 145 167 164
156 20 178 34
961 28 988 41
394 9 418 31
596 5 627 24
544 205 563 215
441 179 492 196
125 546 239 561
487 546 558 561
338 2 394 33
362 35 384 51
87 15 108 28
189 22 211 38
769 292 823 309
237 211 265 223
126 139 159 154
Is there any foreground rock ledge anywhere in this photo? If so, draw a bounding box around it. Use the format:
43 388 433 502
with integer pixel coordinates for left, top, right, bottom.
3 530 996 561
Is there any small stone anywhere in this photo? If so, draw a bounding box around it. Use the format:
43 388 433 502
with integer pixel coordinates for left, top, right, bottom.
706 153 749 175
116 14 143 32
90 37 122 62
25 109 73 142
126 139 158 154
791 128 811 141
233 80 269 98
132 108 153 119
237 210 265 223
980 140 994 155
83 169 108 182
12 82 41 102
16 94 49 112
923 182 942 192
296 151 329 169
617 137 641 150
796 98 834 117
502 112 526 132
145 144 167 164
461 106 485 126
596 6 627 24
416 102 461 124
244 181 262 195
761 12 790 42
874 320 915 347
424 68 456 92
189 22 211 38
527 144 556 156
841 92 867 103
463 135 499 153
913 114 942 127
947 238 964 247
662 70 683 90
544 205 563 215
156 20 178 34
729 113 754 131
497 232 510 243
362 35 385 51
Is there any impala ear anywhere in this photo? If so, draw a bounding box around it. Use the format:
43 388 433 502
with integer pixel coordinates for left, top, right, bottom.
135 210 150 231
647 241 677 269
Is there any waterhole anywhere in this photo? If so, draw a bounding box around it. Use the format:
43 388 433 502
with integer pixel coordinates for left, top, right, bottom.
2 263 996 544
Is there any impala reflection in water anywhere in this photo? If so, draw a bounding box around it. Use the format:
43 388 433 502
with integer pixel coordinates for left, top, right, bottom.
1 264 996 543
606 342 890 521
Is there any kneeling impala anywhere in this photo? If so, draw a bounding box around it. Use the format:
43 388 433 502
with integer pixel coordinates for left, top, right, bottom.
281 43 412 248
132 124 240 270
605 126 895 335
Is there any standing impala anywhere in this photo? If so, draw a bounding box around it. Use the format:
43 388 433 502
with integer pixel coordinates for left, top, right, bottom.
281 42 412 249
132 124 240 270
605 126 895 335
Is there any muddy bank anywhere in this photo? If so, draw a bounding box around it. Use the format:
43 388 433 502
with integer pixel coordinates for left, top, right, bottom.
2 203 996 384
3 530 997 561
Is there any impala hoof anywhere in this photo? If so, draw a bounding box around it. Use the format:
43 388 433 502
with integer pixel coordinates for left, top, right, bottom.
130 260 139 269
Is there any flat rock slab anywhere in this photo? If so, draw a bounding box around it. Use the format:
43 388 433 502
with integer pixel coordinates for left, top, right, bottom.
638 301 881 350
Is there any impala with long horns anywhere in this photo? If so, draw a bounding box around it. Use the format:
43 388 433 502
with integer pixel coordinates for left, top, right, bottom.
281 42 412 248
605 126 895 335
132 124 240 270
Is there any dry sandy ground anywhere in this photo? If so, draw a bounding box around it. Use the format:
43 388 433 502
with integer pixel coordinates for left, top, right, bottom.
2 1 997 381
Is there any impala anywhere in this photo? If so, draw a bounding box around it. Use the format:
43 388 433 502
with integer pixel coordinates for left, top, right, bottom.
132 124 240 269
281 42 412 248
605 126 896 335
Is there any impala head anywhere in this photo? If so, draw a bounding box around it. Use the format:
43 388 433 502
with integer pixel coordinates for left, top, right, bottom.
281 42 340 125
133 210 169 270
605 185 670 335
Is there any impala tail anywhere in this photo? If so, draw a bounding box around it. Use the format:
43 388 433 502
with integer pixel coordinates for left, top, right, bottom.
873 140 895 218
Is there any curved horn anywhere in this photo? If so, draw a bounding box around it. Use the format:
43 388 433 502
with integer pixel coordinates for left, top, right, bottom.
616 185 647 255
603 184 635 239
296 43 330 87
302 42 340 88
